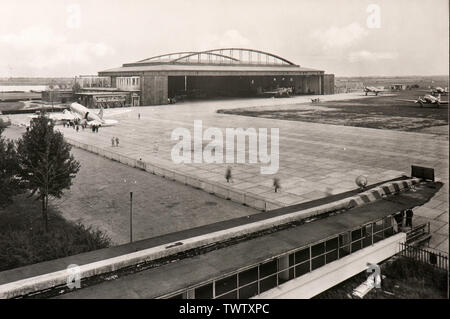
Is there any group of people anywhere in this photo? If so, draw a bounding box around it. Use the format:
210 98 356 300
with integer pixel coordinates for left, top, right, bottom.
62 120 100 133
111 136 120 147
393 209 414 232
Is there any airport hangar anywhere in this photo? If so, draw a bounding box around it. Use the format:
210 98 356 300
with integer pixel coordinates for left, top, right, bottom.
97 48 335 106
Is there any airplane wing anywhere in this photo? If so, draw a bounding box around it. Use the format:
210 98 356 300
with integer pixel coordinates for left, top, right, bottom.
394 99 418 103
100 108 132 117
28 111 79 121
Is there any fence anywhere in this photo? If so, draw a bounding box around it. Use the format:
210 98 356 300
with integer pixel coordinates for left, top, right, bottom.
399 242 448 271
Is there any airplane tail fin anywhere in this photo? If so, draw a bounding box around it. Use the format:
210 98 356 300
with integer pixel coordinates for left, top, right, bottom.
98 107 104 120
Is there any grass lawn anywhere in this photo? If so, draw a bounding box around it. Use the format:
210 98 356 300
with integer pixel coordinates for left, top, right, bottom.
218 90 448 134
0 101 24 111
0 193 111 272
315 256 448 299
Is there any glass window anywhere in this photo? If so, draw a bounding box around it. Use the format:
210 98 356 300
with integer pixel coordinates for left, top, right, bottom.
311 242 325 257
260 276 277 293
238 267 258 286
339 232 350 246
278 256 290 270
352 228 362 241
312 255 325 270
326 237 338 252
195 283 213 299
363 224 373 247
373 220 383 232
215 274 237 297
238 283 258 299
339 245 350 258
351 240 362 253
384 227 394 237
295 261 310 277
260 260 277 278
295 248 310 264
373 230 384 243
326 250 338 263
383 216 392 228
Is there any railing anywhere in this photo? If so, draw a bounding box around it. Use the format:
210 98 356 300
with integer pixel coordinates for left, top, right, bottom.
405 222 431 245
399 242 448 271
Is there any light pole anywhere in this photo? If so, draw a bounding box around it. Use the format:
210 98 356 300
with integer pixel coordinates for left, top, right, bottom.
129 191 133 243
124 179 137 243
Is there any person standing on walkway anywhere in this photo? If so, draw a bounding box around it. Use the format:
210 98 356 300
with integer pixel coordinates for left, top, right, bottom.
115 137 119 147
111 137 115 147
405 209 414 228
225 167 232 183
138 113 141 120
76 125 79 132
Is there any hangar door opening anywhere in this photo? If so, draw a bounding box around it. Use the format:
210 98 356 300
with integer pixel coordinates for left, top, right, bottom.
168 76 256 100
168 75 323 100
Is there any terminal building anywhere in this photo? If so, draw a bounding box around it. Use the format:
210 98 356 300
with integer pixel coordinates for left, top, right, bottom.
97 48 335 106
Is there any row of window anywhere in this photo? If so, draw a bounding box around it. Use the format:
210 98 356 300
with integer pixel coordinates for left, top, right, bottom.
164 215 396 299
117 77 140 88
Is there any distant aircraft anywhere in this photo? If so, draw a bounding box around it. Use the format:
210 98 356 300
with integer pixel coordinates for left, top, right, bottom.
363 86 384 96
263 87 293 98
396 94 448 108
419 87 448 96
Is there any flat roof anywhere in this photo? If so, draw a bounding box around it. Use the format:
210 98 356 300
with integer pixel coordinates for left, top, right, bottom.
75 92 129 96
99 64 323 75
57 182 439 299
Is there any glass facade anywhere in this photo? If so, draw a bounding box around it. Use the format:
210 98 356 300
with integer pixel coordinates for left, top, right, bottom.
164 215 396 299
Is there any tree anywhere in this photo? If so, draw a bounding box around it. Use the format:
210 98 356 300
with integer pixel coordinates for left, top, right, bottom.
16 113 80 231
0 126 23 208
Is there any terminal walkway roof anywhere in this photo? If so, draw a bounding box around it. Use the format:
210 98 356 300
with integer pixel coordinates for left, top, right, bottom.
55 181 440 299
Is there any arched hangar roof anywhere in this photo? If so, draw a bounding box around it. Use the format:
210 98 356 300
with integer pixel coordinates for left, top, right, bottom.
124 48 298 67
99 48 325 74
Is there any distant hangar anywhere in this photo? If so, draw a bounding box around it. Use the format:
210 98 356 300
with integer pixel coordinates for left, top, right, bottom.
97 48 335 106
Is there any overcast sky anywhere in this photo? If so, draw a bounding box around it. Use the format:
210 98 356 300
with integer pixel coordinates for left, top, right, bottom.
0 0 448 77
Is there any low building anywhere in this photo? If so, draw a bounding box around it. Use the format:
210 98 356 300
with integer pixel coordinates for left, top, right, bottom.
391 84 406 91
41 89 74 104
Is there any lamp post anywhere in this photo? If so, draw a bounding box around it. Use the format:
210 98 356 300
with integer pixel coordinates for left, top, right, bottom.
129 191 133 243
124 179 136 243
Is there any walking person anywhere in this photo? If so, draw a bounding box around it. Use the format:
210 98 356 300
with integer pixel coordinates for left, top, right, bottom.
225 167 232 183
115 137 119 147
111 137 115 147
76 125 79 132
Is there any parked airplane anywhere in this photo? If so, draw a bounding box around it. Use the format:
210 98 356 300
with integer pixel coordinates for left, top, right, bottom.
363 86 384 96
395 94 448 107
30 102 125 126
419 87 448 96
263 87 293 98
